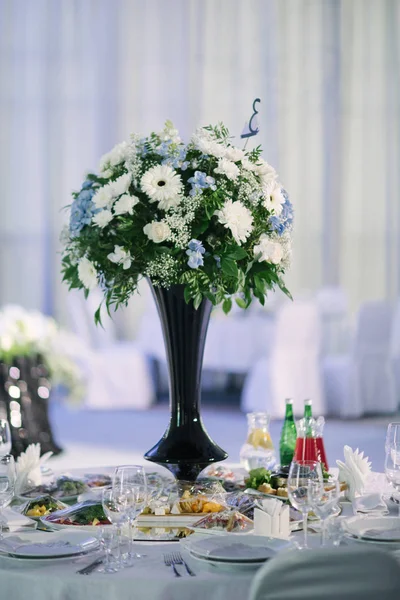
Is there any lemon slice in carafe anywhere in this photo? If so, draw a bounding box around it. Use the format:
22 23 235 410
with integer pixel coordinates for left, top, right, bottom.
247 428 274 449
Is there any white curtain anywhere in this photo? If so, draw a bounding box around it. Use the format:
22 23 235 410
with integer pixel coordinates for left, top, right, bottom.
0 0 399 321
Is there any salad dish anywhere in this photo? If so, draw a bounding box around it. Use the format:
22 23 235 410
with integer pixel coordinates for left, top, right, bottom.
21 496 68 519
192 510 253 533
42 500 111 530
20 476 89 501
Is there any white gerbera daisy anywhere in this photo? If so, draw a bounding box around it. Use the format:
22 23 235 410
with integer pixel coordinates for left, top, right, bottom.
214 199 253 245
263 183 285 216
140 165 182 208
78 257 98 290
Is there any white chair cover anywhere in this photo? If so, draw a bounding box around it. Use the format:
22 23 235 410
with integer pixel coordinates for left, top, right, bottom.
249 547 400 600
324 301 398 417
67 290 154 410
316 287 349 355
391 300 400 404
241 300 324 418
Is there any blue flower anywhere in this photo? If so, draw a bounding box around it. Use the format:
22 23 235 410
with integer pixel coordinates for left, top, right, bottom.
69 187 98 236
188 171 217 196
81 179 94 190
157 141 173 157
268 191 293 236
188 239 205 254
187 251 204 269
214 255 221 269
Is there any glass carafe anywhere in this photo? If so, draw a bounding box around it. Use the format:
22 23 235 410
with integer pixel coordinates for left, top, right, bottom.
294 417 329 471
240 412 276 471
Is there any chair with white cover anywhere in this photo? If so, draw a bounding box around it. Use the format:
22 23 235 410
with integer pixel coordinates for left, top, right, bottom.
241 300 324 418
316 286 349 355
323 301 397 417
391 299 400 404
249 547 400 600
67 290 154 410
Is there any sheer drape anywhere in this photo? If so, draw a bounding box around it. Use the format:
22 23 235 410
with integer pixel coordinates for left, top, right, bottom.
0 0 399 320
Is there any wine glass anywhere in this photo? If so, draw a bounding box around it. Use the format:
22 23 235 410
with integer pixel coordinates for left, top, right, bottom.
113 465 147 561
385 442 400 516
0 421 11 458
386 423 400 451
0 463 14 539
288 459 323 549
309 475 340 546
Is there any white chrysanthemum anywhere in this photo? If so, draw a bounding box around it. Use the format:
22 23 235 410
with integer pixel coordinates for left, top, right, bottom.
254 234 284 264
141 165 182 207
78 257 98 290
114 194 139 215
214 158 240 181
93 186 113 209
191 130 226 158
92 209 113 228
214 199 253 245
99 141 130 174
263 183 285 216
143 221 171 243
107 245 132 270
225 147 245 162
241 158 257 172
109 173 131 198
255 159 277 185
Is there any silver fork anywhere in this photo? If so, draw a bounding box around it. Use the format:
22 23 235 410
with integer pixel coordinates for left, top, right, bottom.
164 553 181 577
171 551 196 576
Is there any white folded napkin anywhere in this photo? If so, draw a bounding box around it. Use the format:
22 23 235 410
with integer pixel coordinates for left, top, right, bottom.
15 444 53 495
352 493 388 515
1 508 37 532
254 498 290 540
337 446 372 501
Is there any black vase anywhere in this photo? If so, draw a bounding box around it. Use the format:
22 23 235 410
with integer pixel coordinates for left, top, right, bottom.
144 284 228 480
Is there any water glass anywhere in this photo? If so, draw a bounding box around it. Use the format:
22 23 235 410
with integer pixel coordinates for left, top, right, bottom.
0 421 11 458
98 526 119 574
385 442 400 516
0 467 14 539
102 488 129 570
325 517 345 547
309 476 340 546
288 459 323 549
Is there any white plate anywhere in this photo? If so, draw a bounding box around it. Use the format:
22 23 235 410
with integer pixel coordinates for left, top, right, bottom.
343 517 400 543
0 530 100 558
39 517 109 535
184 534 291 563
188 550 264 572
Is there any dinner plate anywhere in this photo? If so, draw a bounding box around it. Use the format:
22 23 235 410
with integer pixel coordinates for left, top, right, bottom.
343 516 400 543
184 534 292 563
0 530 99 559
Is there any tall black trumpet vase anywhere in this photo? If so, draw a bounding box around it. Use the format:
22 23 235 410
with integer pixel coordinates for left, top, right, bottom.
144 284 228 481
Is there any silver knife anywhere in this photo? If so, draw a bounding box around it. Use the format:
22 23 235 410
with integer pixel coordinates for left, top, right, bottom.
77 557 103 575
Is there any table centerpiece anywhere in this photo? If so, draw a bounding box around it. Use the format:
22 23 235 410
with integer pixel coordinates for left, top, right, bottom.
61 120 293 480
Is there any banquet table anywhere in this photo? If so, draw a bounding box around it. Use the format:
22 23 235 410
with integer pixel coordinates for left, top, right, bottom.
0 470 396 600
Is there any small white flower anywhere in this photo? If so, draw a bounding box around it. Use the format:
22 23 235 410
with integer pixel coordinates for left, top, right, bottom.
214 158 240 181
107 245 132 270
254 234 284 264
141 165 182 207
93 186 114 209
143 221 171 243
92 209 113 228
263 183 285 216
78 257 98 290
99 141 130 174
225 147 245 162
114 194 139 215
214 199 253 245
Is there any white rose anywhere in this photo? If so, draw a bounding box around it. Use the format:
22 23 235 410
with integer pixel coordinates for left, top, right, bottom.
77 257 98 290
92 209 113 228
214 158 240 181
225 147 245 162
114 194 139 215
143 221 171 243
253 235 284 264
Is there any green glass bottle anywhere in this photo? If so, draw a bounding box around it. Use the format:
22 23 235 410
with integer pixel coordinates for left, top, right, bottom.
279 398 297 467
304 399 313 437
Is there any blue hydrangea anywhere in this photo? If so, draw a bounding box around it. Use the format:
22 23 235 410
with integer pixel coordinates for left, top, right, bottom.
69 186 98 236
162 146 188 170
188 171 217 196
268 190 293 236
186 239 205 269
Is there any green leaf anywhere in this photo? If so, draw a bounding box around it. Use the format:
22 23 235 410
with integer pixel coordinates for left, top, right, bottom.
193 293 203 310
226 247 248 260
235 297 247 309
184 286 192 304
221 257 239 279
254 275 266 295
222 297 232 314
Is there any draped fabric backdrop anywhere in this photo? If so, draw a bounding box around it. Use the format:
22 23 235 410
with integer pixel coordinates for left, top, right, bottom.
0 0 399 322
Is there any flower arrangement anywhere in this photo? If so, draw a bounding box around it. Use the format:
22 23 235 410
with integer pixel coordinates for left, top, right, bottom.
62 122 293 318
0 305 84 400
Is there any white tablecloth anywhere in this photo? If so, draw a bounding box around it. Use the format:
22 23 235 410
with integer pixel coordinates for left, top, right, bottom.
0 471 394 600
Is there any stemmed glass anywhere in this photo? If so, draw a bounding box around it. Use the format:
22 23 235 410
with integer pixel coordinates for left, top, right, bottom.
384 444 400 516
288 459 323 549
386 422 400 450
0 421 12 458
113 465 147 563
0 462 14 539
309 476 340 546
